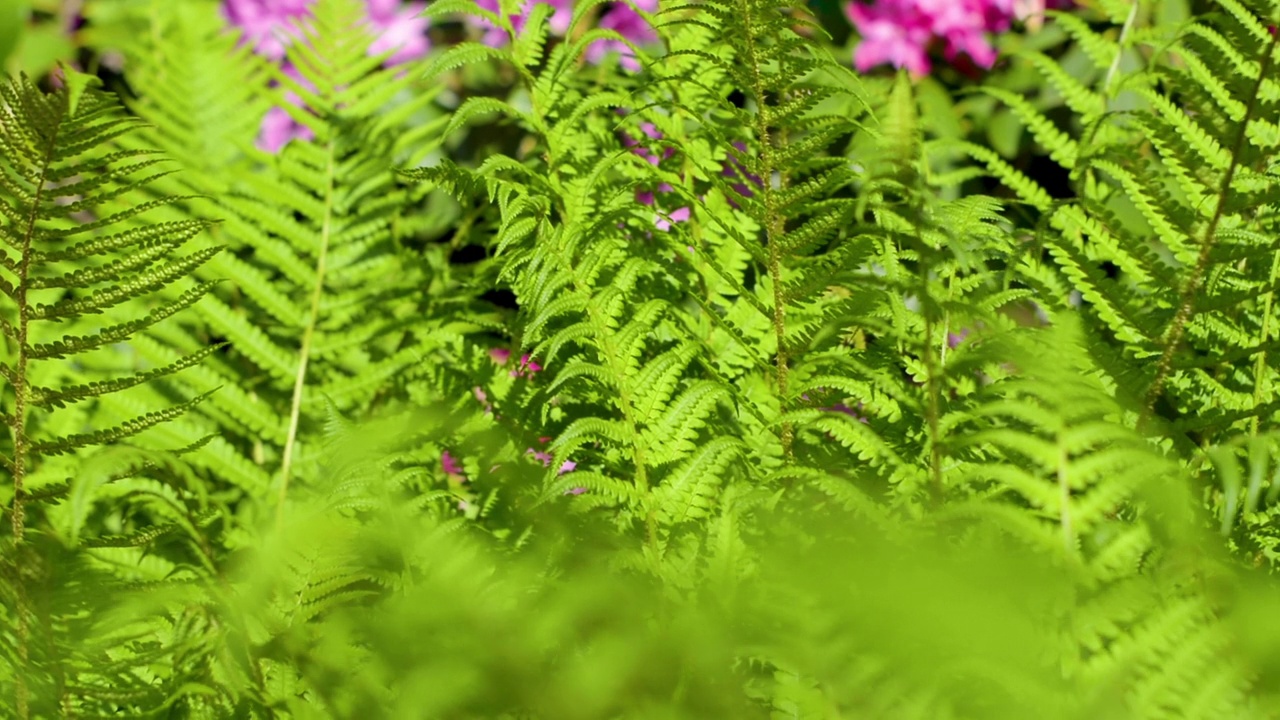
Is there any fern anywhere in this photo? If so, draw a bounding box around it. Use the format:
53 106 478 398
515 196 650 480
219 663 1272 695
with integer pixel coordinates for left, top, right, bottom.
0 68 224 718
109 0 474 512
8 0 1280 716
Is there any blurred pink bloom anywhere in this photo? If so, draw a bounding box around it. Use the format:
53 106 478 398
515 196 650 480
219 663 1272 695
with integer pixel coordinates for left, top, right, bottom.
473 385 495 414
511 353 543 378
257 64 315 152
655 206 690 231
564 485 588 495
226 0 431 151
442 450 465 477
844 0 1072 75
223 0 315 61
846 1 931 76
527 436 577 474
829 402 869 424
366 0 430 65
947 327 970 348
474 0 573 47
490 347 512 364
585 0 659 72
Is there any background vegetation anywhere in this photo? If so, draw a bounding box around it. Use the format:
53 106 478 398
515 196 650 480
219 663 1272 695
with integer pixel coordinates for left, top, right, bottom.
6 0 1280 717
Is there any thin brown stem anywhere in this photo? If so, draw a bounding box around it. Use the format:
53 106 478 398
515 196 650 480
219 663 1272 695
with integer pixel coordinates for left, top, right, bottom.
736 0 793 459
1141 27 1280 428
7 82 64 720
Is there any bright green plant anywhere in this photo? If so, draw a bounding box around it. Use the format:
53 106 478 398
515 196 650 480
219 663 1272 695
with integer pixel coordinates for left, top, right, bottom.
0 69 226 717
5 0 1280 717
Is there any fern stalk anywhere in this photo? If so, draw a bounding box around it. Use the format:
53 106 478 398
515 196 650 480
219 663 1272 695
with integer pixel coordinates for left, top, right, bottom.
3 97 60 720
1142 24 1280 425
736 0 794 459
277 137 338 520
0 77 85 719
1251 250 1280 436
917 259 946 501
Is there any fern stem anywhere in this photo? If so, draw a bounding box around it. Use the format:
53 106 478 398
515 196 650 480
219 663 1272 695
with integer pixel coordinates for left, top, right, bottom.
1141 26 1280 427
1101 0 1140 97
277 138 338 521
914 227 945 501
524 49 655 543
736 0 793 459
6 85 65 720
1250 251 1280 437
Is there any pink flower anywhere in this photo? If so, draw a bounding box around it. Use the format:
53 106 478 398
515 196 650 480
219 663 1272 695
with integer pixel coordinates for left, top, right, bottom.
828 402 869 424
442 451 465 477
585 0 659 72
489 347 512 364
527 436 576 474
366 0 430 66
473 385 494 414
621 122 673 166
473 0 573 47
843 0 1073 76
223 0 315 61
655 206 690 231
511 353 543 378
227 0 432 151
257 63 315 152
845 1 932 76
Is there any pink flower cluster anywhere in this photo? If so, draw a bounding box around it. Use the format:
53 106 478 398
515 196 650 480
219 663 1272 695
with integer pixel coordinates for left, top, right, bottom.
584 0 659 72
618 115 761 232
845 0 1071 76
222 0 430 151
449 348 585 504
473 0 658 72
474 0 573 47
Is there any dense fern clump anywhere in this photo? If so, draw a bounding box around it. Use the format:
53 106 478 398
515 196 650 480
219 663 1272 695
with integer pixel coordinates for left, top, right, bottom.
7 0 1280 716
0 70 223 717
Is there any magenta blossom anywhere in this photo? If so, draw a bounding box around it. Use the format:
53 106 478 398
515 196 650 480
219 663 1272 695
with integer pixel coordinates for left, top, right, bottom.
366 0 430 66
511 353 543 378
489 347 512 364
828 402 869 423
225 0 430 63
616 115 694 231
655 206 691 231
527 436 577 475
473 385 494 414
226 0 431 151
474 0 573 47
442 450 465 478
223 0 315 61
621 121 672 165
258 63 315 153
844 0 1072 76
585 0 659 72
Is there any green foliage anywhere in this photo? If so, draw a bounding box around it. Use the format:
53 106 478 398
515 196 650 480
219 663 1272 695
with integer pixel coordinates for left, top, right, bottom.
0 68 222 717
9 0 1280 717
